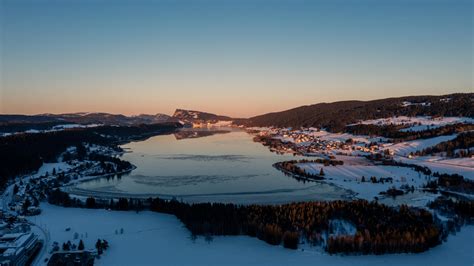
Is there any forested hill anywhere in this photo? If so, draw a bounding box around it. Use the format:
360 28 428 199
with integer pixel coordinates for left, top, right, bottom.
239 93 473 132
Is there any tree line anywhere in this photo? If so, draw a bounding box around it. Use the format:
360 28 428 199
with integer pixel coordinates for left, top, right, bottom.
428 197 474 223
273 159 343 181
346 123 473 143
415 131 473 157
424 172 474 195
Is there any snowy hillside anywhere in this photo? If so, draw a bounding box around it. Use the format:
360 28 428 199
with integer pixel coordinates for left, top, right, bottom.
383 134 459 156
351 116 473 132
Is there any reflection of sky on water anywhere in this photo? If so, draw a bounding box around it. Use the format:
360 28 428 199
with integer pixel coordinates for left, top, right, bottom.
75 130 350 203
156 154 252 162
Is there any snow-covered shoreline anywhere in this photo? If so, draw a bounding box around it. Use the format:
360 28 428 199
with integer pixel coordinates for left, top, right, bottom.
29 203 474 266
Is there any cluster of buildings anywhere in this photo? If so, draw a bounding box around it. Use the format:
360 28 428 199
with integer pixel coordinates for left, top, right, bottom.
5 175 48 218
0 220 42 266
47 251 95 266
6 145 121 218
253 128 383 157
191 120 233 128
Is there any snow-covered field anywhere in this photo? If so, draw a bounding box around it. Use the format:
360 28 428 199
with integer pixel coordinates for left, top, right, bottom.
52 124 101 130
428 157 474 168
298 160 434 201
31 162 72 179
308 130 384 143
383 134 458 156
351 116 473 132
396 156 474 181
29 203 474 266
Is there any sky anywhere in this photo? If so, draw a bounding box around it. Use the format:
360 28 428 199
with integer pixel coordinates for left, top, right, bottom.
0 0 472 118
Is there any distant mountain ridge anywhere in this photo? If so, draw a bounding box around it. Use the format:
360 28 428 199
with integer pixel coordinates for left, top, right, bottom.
0 112 171 126
0 109 234 129
1 93 472 131
171 109 233 125
240 93 473 131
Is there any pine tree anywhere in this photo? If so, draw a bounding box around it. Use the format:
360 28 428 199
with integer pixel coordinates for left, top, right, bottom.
86 197 96 208
78 240 85 250
102 240 109 250
96 239 103 255
319 168 325 176
22 198 31 213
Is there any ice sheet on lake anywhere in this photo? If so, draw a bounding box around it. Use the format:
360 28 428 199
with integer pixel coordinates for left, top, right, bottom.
130 174 263 187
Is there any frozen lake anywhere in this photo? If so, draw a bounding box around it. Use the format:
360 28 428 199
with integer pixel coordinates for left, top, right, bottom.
72 129 351 204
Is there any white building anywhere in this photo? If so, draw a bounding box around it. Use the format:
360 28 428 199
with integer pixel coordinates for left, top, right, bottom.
0 232 41 266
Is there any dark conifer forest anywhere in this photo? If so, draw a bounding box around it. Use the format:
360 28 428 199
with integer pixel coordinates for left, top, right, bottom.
240 93 473 131
0 123 181 188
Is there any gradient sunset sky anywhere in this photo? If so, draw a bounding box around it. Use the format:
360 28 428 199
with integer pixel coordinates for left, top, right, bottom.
1 0 472 117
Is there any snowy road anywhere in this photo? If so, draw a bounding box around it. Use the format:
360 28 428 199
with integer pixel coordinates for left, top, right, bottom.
29 221 50 266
